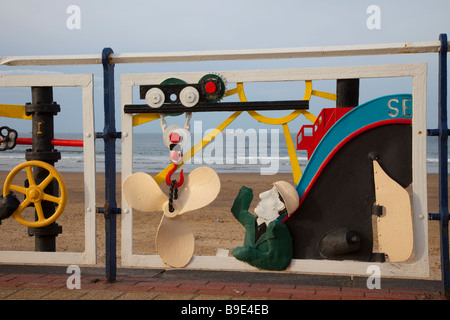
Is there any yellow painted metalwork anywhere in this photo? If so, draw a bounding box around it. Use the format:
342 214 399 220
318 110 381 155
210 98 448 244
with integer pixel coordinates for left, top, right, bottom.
3 160 67 228
235 82 303 184
0 104 32 120
304 80 313 100
302 110 317 123
311 89 337 101
235 82 317 124
147 79 336 185
132 113 160 126
282 123 302 184
224 87 239 97
302 81 317 123
154 111 243 185
305 79 337 101
237 83 304 125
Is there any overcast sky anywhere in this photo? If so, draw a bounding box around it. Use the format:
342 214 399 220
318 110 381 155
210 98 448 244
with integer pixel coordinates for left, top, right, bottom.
0 0 449 134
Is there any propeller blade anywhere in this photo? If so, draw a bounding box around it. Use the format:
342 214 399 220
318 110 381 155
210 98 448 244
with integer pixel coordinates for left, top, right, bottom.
168 166 220 216
373 160 413 262
123 172 167 212
155 215 195 268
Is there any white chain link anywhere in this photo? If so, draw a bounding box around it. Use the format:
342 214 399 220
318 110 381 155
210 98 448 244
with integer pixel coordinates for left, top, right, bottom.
159 112 192 132
159 113 167 132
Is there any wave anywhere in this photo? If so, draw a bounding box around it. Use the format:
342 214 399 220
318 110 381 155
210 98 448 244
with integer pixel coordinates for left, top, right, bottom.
0 133 447 174
427 158 450 164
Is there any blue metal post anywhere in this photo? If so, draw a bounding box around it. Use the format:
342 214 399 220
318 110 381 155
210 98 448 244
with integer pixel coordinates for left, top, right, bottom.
438 33 449 296
101 48 120 283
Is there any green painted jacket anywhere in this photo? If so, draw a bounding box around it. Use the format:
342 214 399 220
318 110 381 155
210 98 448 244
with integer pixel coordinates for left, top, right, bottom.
231 186 293 271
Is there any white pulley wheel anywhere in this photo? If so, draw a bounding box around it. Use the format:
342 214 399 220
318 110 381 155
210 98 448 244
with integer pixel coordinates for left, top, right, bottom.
146 88 165 108
179 86 199 108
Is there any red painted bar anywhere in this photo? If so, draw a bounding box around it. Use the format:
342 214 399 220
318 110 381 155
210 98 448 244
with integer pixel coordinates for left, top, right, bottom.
15 137 83 147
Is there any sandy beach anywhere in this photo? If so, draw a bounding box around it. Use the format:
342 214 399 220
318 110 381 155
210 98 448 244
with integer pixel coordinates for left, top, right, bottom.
0 170 446 281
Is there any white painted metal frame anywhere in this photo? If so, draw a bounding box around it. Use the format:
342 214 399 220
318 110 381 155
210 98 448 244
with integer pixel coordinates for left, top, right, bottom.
0 74 97 265
121 63 429 278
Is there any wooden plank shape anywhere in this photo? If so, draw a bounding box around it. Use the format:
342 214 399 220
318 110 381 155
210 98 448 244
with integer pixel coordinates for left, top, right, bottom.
0 40 443 66
373 160 414 262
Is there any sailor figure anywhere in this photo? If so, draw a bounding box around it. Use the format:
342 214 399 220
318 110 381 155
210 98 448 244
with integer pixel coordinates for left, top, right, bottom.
231 181 299 271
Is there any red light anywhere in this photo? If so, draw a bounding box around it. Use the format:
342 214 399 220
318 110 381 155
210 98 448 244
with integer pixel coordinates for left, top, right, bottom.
170 151 182 163
204 81 216 94
169 132 181 143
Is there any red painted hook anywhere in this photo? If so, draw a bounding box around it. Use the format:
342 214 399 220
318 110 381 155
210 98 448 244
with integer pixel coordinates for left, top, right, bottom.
165 163 184 188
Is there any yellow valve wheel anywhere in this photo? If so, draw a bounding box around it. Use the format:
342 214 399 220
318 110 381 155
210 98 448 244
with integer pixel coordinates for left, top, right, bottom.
3 160 67 228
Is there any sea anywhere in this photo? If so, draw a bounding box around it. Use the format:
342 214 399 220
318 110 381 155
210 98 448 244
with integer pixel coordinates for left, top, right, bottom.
0 132 448 175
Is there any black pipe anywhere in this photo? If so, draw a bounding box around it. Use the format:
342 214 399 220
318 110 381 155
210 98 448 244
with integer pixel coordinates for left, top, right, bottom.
25 87 62 252
124 100 309 114
101 48 118 283
336 79 359 108
438 33 450 297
